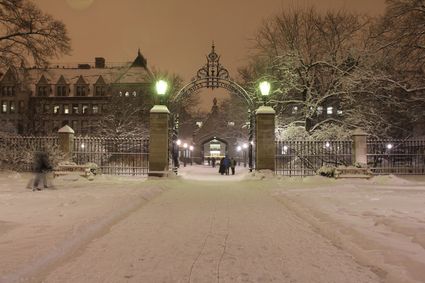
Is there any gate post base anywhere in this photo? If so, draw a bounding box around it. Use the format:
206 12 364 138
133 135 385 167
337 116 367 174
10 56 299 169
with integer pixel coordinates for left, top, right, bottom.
148 105 170 176
255 106 276 171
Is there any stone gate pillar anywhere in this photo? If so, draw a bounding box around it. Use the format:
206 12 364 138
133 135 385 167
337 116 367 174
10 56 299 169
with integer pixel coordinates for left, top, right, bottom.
149 105 170 176
352 128 368 166
255 106 276 171
58 125 74 161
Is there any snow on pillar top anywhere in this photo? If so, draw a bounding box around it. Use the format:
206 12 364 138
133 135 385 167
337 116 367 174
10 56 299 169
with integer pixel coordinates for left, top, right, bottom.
150 105 170 114
58 125 75 134
352 128 368 137
256 106 275 115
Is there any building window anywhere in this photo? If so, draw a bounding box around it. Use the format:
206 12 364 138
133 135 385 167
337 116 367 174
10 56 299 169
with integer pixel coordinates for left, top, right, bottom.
327 107 333 115
1 101 7 113
72 104 79 114
9 101 15 113
95 86 106 96
37 86 49 97
1 86 15 96
292 106 298 114
18 100 24 114
43 104 50 114
63 104 70 114
317 106 323 115
337 110 343 115
82 104 88 114
53 105 60 114
56 85 67 96
92 104 99 114
76 85 86 96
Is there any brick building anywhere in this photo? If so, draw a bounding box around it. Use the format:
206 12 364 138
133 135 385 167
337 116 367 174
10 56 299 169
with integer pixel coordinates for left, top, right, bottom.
0 50 152 135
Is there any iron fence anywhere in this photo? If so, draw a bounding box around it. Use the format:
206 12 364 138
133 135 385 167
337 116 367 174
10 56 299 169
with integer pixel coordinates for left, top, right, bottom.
0 136 59 171
275 140 353 176
73 137 149 175
367 139 425 175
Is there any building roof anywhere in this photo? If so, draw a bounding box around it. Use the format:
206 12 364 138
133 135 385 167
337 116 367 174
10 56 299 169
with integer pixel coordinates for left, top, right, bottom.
0 50 153 94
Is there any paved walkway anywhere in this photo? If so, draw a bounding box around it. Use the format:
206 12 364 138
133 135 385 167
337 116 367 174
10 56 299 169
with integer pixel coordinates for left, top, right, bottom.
40 168 380 283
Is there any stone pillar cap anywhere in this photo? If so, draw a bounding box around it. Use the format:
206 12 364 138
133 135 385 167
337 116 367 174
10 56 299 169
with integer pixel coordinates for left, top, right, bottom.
150 105 170 114
352 128 368 136
256 106 275 114
58 125 75 134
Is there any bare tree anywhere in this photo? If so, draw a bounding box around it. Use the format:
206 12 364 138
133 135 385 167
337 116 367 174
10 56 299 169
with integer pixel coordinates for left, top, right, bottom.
0 0 71 69
240 6 425 138
240 8 370 131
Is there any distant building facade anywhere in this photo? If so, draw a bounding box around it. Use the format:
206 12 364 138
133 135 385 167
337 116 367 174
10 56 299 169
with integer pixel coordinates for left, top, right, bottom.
0 50 152 135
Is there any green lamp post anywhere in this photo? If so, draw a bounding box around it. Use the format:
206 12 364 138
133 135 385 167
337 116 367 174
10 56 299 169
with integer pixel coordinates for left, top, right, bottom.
155 79 169 105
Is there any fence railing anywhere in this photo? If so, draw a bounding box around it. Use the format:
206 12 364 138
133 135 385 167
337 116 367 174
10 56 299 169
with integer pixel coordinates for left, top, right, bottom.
275 140 353 176
73 136 149 175
0 136 59 171
367 139 425 175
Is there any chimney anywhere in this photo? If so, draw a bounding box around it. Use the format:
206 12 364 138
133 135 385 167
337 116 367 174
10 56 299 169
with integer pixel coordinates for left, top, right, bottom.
95 57 105 68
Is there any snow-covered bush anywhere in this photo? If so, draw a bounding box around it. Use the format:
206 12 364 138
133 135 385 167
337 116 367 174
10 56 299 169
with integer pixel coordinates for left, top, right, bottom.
84 162 99 175
0 136 66 171
276 125 311 141
310 124 352 141
317 165 336 178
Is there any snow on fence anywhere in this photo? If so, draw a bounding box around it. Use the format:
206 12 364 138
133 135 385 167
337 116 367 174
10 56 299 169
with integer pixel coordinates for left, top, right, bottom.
275 140 353 176
73 137 149 175
367 139 425 175
0 136 60 171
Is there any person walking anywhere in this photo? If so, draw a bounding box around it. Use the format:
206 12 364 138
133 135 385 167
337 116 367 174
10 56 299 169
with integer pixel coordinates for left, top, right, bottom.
224 155 231 175
219 157 225 175
211 157 216 168
32 151 52 191
230 157 237 175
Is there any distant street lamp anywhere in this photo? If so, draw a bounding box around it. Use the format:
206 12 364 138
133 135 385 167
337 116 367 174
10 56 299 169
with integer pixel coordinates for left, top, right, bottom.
176 139 181 146
155 79 168 104
259 81 271 105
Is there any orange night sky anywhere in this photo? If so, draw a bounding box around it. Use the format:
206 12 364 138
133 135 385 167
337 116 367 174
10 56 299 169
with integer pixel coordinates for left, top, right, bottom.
36 0 387 111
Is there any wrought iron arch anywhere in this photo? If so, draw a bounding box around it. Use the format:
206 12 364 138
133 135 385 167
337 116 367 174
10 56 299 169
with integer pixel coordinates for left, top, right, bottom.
171 43 254 108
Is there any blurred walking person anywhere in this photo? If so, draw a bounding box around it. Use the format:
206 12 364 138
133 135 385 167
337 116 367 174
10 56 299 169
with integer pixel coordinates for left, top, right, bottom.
230 157 237 175
32 151 52 191
224 155 231 175
219 157 225 175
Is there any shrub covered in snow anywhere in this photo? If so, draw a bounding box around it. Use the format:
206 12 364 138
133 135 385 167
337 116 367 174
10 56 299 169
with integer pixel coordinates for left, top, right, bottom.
317 166 336 178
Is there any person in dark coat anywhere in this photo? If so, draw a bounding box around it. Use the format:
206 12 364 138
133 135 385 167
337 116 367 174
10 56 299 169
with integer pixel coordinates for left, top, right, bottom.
211 157 216 168
219 157 225 175
32 151 52 191
230 157 237 175
223 155 231 175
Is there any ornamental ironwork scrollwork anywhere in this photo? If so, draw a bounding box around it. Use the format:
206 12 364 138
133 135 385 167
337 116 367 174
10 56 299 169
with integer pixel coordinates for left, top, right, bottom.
172 43 254 108
195 43 230 89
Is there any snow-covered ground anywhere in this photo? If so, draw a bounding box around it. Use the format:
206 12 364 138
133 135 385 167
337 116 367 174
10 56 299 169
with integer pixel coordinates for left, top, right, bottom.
0 167 424 282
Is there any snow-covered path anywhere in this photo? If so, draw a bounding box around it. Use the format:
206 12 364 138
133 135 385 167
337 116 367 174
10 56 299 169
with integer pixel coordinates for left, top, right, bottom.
40 170 379 283
3 168 424 282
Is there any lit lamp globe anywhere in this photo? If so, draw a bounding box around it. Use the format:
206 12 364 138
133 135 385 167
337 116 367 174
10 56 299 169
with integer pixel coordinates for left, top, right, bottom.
183 143 188 149
259 81 271 104
242 143 248 149
189 145 194 151
237 146 242 152
176 139 181 146
155 79 168 104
